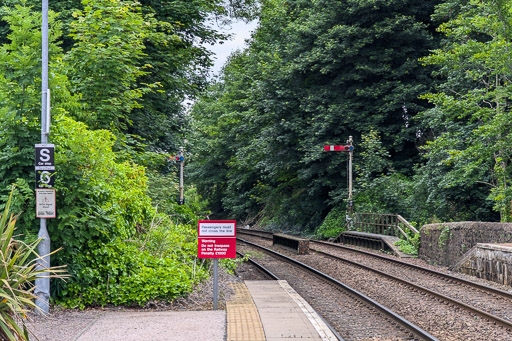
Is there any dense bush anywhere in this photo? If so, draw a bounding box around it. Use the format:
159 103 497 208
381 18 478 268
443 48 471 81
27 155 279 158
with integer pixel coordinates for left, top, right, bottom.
43 115 208 307
62 231 205 308
393 229 421 256
0 3 210 308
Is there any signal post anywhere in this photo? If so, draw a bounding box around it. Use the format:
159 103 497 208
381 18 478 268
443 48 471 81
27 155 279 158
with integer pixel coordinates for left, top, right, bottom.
324 136 354 214
35 0 53 314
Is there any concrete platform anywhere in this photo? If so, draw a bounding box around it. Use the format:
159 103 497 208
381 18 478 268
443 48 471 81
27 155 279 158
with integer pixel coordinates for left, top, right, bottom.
336 231 411 257
27 310 226 341
236 280 338 341
28 280 339 341
227 282 266 340
452 243 512 286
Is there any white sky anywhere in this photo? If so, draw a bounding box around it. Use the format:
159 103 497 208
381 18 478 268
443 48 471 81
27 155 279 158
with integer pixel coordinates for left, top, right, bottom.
206 19 258 76
183 20 258 107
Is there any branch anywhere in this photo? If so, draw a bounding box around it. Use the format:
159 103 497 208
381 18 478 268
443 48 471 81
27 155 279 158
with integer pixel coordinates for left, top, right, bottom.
475 180 495 188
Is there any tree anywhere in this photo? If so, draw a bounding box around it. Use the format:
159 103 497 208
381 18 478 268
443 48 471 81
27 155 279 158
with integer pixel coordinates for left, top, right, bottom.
0 3 73 200
191 0 441 230
0 0 258 153
0 3 208 307
63 0 155 131
420 0 512 221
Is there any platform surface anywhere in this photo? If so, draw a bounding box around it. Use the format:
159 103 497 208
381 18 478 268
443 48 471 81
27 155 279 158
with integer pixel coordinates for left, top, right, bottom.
227 282 266 341
28 310 226 341
243 280 338 341
478 242 512 252
28 280 339 341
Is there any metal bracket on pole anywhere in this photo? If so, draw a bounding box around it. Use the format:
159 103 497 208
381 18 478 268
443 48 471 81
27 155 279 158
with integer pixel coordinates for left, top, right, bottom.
41 89 50 136
46 89 51 135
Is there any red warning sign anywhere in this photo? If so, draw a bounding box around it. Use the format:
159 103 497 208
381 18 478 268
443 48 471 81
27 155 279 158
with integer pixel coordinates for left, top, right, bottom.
198 220 236 259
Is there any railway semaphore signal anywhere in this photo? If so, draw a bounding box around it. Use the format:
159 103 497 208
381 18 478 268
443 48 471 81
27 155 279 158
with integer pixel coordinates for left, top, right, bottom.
324 136 354 214
324 145 354 152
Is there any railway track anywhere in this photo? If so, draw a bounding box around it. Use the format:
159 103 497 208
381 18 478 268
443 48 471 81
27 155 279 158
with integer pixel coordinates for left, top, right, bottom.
237 230 512 340
311 240 512 327
237 238 438 341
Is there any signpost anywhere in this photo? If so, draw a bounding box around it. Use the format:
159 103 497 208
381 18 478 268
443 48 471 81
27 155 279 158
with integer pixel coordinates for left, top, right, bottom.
198 220 236 309
36 0 51 314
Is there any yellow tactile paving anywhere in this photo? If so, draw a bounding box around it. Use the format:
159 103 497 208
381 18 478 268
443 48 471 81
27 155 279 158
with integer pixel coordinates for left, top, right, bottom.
226 282 266 341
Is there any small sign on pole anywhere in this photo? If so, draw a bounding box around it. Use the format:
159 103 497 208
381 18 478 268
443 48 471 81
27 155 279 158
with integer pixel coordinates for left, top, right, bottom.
36 188 56 218
198 220 236 309
35 143 55 189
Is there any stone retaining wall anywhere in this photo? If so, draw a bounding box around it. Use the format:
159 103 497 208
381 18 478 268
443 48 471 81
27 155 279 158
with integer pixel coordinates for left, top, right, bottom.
452 244 512 286
419 222 512 267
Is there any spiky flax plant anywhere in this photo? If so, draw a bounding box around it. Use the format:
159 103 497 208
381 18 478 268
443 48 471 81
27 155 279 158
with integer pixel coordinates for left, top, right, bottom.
0 187 67 340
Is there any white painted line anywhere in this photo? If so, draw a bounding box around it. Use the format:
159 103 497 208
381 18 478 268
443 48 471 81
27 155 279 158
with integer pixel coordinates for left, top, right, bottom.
277 280 339 341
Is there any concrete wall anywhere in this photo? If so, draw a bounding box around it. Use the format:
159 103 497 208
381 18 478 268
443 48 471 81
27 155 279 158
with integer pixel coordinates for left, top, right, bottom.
419 222 512 267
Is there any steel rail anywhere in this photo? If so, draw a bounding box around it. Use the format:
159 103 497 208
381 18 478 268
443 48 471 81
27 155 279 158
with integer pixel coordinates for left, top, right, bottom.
236 251 345 341
238 238 438 341
313 248 512 330
236 251 279 280
239 230 512 329
238 231 512 300
312 239 512 299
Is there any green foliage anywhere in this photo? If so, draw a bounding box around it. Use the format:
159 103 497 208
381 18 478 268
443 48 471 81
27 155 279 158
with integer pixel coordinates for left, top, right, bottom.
64 0 156 131
1 0 251 152
62 233 206 308
0 3 62 195
0 188 67 340
315 206 346 239
0 0 250 309
52 114 151 237
191 0 441 231
419 0 512 221
0 2 79 234
395 219 420 256
0 2 217 309
354 130 405 214
221 254 248 274
395 233 420 256
146 170 211 225
47 115 199 307
438 225 452 249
